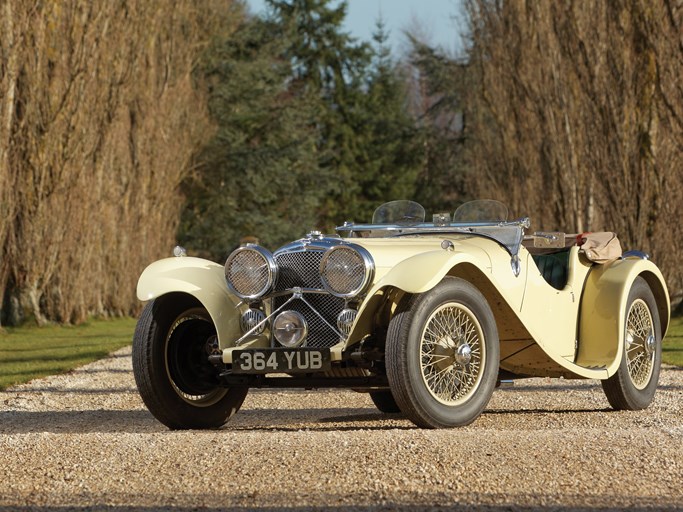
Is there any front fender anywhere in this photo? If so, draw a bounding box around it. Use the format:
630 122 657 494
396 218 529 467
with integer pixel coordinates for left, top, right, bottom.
137 257 242 348
348 248 494 343
370 247 492 295
577 258 670 375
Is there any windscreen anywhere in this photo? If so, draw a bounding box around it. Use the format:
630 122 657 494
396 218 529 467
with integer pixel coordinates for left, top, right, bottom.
372 200 425 224
453 200 508 223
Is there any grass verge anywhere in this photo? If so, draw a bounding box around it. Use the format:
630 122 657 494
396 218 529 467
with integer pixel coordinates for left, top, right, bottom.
0 317 136 391
0 315 681 392
663 315 683 367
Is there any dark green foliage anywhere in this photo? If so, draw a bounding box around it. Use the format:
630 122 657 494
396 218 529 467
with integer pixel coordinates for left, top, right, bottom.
268 0 370 226
180 15 332 259
267 0 421 228
339 21 424 224
181 0 429 256
408 40 470 214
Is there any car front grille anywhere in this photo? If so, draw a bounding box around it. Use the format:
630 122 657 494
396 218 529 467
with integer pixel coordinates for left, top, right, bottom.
273 249 344 348
275 251 323 289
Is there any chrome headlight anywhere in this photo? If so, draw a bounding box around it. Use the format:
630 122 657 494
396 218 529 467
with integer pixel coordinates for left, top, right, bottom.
273 310 307 347
320 244 374 298
225 245 277 300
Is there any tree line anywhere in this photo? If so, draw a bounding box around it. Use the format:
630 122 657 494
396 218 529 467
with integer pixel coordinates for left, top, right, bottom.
461 0 683 305
0 0 231 324
1 0 681 326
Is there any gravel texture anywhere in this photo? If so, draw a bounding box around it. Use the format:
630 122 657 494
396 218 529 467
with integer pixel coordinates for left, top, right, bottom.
1 346 682 511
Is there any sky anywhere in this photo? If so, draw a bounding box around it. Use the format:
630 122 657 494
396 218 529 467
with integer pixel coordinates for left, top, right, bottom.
245 0 467 57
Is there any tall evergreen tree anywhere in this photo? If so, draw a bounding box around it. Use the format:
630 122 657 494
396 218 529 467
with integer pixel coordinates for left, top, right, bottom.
267 0 372 226
179 16 332 259
267 1 422 225
348 20 422 222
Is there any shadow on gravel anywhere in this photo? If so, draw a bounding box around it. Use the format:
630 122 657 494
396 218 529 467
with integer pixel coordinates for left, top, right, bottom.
226 408 413 432
227 411 413 432
495 383 601 392
0 407 405 434
72 368 133 374
0 404 643 434
484 407 612 415
658 384 683 390
0 410 163 434
6 386 138 393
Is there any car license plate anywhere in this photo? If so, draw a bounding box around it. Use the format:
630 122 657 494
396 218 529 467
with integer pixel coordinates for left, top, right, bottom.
231 348 331 374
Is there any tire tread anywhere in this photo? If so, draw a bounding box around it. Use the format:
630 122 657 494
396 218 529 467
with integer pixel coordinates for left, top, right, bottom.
386 277 499 428
132 296 247 430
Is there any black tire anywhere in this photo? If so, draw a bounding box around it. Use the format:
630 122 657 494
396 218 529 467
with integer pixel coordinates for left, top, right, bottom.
386 277 499 428
369 390 402 414
601 277 662 410
132 295 248 429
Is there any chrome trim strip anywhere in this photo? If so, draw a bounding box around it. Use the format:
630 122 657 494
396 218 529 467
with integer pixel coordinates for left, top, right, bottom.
267 287 328 299
336 217 531 233
274 236 345 256
621 250 650 260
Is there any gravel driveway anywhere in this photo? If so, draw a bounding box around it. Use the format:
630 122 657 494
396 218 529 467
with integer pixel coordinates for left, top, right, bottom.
1 346 681 511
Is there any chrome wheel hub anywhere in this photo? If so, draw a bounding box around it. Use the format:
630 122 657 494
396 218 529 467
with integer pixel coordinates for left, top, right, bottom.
455 343 472 366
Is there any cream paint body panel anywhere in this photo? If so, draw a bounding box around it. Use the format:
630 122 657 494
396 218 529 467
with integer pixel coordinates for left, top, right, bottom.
519 247 590 359
354 238 602 378
136 257 243 348
347 237 669 380
348 235 528 340
356 235 495 294
576 258 669 375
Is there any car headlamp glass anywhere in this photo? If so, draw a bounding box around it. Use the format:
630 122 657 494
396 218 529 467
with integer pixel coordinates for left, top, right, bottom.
273 310 307 347
320 245 374 298
224 246 277 300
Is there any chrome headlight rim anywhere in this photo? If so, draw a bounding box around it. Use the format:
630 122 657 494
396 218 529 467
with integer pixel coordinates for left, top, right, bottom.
224 245 278 301
320 244 375 299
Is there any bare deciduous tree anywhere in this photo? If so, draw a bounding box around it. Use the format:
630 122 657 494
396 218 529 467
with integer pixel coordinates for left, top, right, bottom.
464 0 683 301
0 0 232 325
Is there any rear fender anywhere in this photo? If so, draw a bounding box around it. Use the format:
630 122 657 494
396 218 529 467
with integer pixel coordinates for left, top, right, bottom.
137 257 242 348
577 258 670 375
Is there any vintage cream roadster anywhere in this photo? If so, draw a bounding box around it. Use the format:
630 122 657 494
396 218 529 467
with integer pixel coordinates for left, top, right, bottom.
132 200 670 429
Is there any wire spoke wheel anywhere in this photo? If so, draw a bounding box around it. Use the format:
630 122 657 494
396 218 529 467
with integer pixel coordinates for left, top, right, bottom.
624 299 655 390
601 277 662 411
386 277 499 428
420 303 485 405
